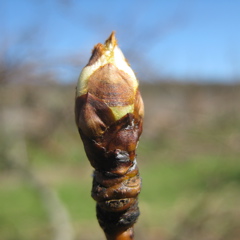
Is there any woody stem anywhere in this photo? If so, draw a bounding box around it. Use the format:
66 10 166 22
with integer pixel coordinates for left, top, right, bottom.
105 228 134 240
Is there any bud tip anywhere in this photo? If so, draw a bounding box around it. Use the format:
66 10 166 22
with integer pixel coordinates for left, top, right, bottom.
104 31 118 50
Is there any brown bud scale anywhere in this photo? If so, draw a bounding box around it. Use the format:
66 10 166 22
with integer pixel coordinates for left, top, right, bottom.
75 32 144 239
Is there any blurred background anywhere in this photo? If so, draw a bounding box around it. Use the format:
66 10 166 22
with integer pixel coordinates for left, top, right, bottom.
1 0 240 240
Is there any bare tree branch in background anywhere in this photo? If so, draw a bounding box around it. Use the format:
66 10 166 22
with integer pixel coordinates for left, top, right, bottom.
0 0 193 84
0 106 75 240
47 0 192 82
0 25 53 84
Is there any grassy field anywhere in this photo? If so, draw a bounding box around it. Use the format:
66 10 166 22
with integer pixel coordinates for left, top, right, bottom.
1 83 240 240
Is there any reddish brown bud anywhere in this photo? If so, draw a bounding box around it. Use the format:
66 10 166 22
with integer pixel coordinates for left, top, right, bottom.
75 32 144 240
76 32 143 124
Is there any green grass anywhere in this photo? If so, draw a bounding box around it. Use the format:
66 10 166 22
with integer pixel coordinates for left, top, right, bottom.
0 182 49 240
57 181 95 222
1 154 239 240
1 83 240 240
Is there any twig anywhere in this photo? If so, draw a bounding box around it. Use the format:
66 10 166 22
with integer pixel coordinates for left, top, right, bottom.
75 32 144 239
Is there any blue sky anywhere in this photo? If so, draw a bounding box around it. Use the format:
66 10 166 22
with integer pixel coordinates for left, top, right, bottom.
1 0 240 83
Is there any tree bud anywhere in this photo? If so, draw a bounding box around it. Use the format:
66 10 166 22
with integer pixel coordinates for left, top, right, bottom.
75 32 144 239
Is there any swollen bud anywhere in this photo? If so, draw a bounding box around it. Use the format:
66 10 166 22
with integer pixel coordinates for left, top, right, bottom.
75 32 144 239
75 32 143 138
